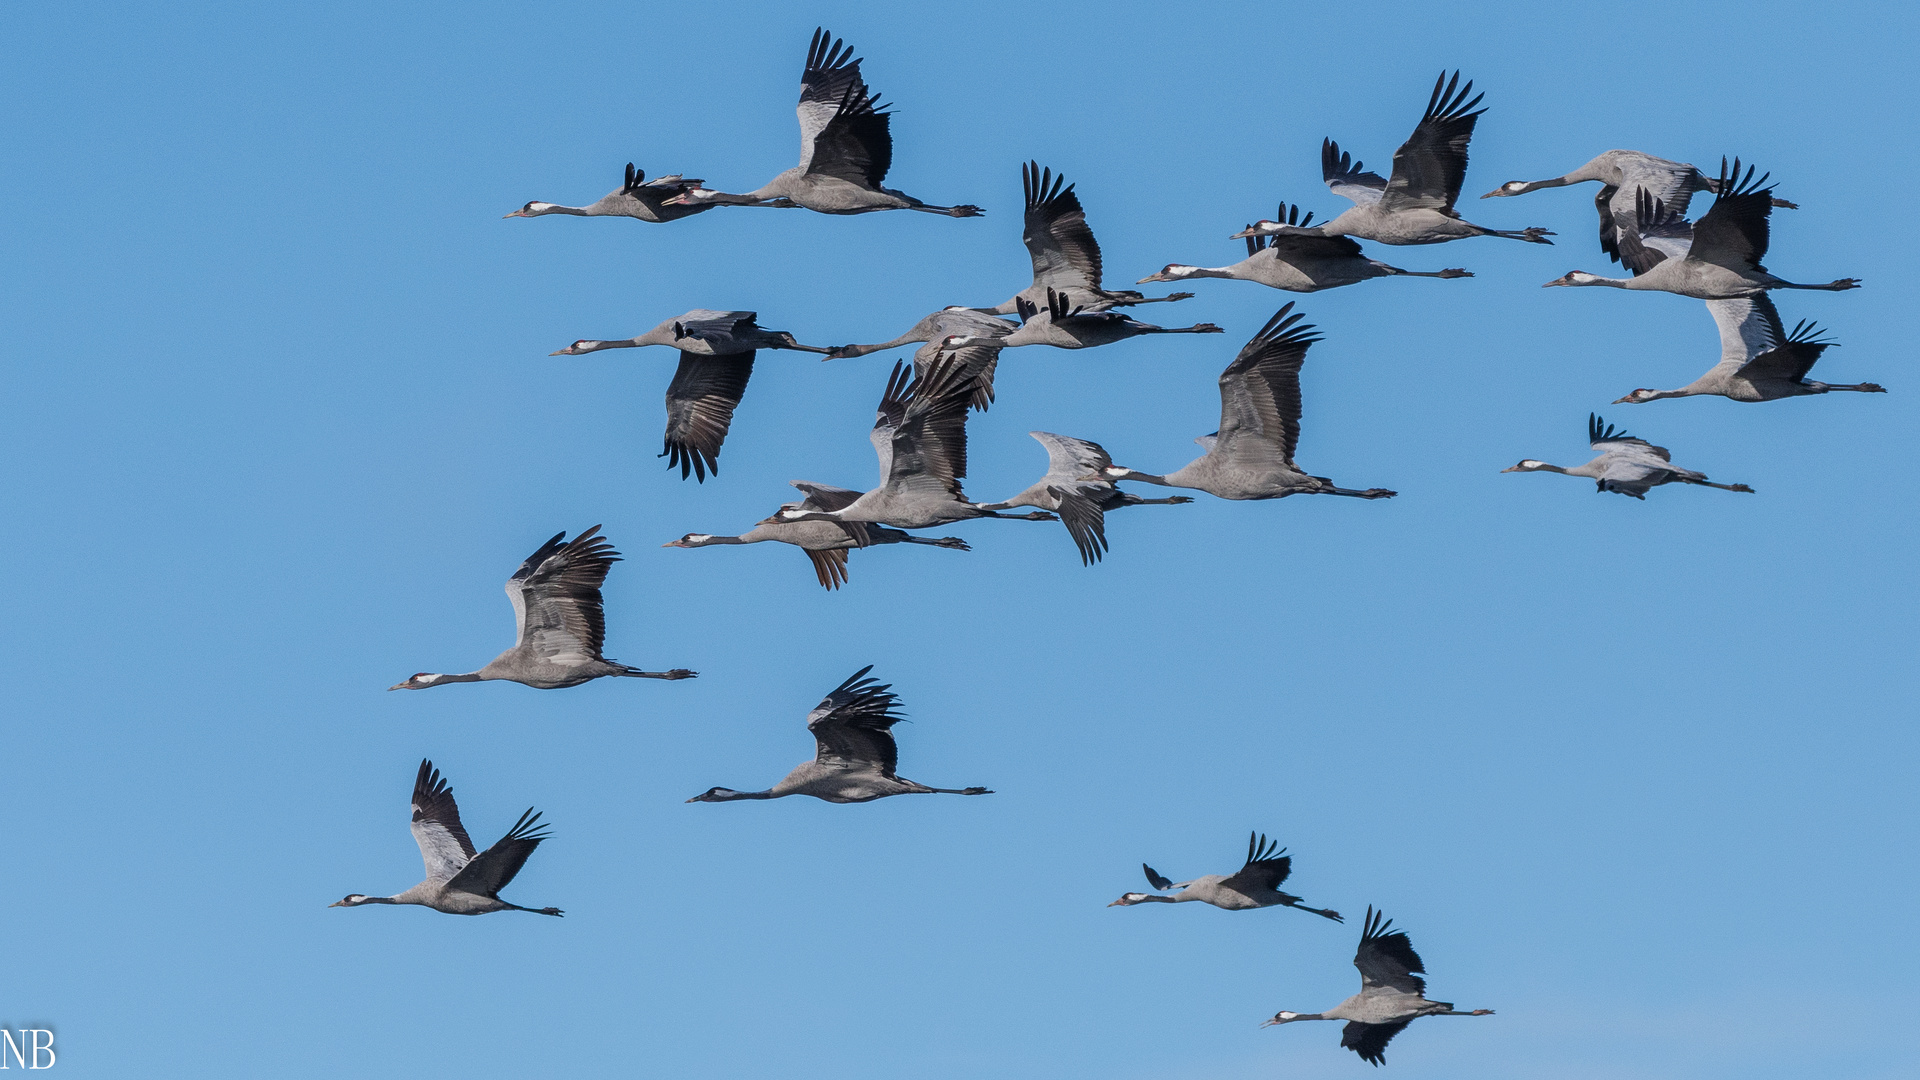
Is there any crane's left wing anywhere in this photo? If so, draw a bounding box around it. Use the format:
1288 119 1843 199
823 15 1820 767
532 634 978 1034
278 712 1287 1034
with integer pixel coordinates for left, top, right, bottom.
806 665 905 776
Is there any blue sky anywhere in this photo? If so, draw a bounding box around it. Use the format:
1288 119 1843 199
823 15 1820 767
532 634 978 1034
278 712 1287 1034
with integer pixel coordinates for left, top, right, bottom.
2 1 1914 1076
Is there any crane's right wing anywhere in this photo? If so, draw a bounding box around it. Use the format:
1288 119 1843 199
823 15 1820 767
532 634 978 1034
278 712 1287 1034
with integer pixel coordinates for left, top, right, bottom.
1341 1019 1414 1067
410 759 477 885
663 353 756 483
445 809 550 899
1379 71 1484 213
671 311 759 350
806 82 892 189
1737 318 1835 384
1142 864 1174 891
1048 485 1109 566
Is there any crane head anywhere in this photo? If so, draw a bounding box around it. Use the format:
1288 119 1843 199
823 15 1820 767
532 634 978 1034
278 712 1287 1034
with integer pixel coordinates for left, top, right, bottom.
1481 180 1529 198
1107 893 1152 907
1613 388 1660 404
388 673 442 691
329 895 371 908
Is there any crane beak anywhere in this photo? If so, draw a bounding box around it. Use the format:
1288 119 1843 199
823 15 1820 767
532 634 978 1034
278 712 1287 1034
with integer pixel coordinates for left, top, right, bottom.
327 899 347 907
662 541 684 547
502 210 526 218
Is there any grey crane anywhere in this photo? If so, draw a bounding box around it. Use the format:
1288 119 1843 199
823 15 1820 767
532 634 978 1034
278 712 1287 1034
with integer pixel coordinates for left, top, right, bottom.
940 287 1222 352
1108 831 1341 920
388 526 695 691
665 29 981 216
505 162 749 223
1614 294 1884 404
1479 149 1796 272
1145 201 1471 292
330 760 562 917
1095 305 1397 502
972 431 1192 566
551 310 833 481
664 481 970 590
972 162 1192 313
686 666 992 803
1544 159 1860 297
774 357 1057 530
1247 72 1551 247
828 307 1012 411
1262 907 1493 1066
1502 414 1755 498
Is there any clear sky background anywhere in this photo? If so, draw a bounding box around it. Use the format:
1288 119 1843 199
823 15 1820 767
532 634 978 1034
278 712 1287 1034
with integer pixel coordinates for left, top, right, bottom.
3 1 1914 1076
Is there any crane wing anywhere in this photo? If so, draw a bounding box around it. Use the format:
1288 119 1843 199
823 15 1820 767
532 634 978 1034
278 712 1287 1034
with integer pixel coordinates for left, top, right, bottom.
918 339 999 412
1685 158 1774 273
670 311 760 351
884 353 974 499
1142 864 1174 891
1341 1019 1414 1066
789 480 865 513
662 352 755 483
505 526 619 664
796 28 866 170
1737 319 1835 384
409 759 476 885
806 665 905 776
1029 430 1113 484
1021 161 1104 293
1354 907 1428 995
1615 187 1694 275
445 808 550 899
1587 413 1669 460
803 547 850 590
1321 139 1387 206
1216 831 1293 894
806 82 892 189
1379 71 1484 213
1216 305 1317 467
1703 295 1785 372
1048 485 1110 566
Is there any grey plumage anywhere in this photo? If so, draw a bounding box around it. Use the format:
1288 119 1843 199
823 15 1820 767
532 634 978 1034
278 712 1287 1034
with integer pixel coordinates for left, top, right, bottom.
1478 149 1797 271
1262 907 1493 1066
505 162 726 223
1253 72 1552 247
1108 831 1341 919
685 666 993 803
665 481 970 590
665 29 982 217
774 357 1058 530
973 431 1193 566
1148 201 1473 292
973 162 1192 313
1543 159 1860 297
1502 414 1757 498
942 287 1223 351
1614 294 1884 404
388 526 696 690
329 760 562 917
1099 305 1398 501
551 310 833 481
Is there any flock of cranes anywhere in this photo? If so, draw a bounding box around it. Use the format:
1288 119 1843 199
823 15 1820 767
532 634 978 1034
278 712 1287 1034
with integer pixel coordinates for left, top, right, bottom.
337 25 1877 1069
